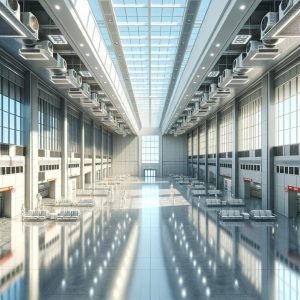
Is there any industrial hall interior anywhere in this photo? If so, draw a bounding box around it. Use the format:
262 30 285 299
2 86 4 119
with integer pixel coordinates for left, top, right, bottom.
1 0 300 299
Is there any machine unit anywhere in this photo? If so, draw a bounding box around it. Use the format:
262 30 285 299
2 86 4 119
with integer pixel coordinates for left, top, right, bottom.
91 102 108 117
209 83 230 99
81 91 98 107
233 52 252 74
21 12 39 39
243 40 280 62
51 69 82 88
48 53 67 74
260 12 279 40
69 82 90 99
19 40 53 61
279 0 299 19
0 0 20 19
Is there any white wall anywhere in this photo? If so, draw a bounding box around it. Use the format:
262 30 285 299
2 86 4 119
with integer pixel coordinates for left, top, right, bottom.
112 135 139 176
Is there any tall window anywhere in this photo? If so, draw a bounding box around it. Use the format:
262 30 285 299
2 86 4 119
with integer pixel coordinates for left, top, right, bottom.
220 111 232 153
38 96 61 151
238 97 261 151
207 120 216 154
0 78 23 145
142 135 159 163
199 127 206 155
275 77 299 146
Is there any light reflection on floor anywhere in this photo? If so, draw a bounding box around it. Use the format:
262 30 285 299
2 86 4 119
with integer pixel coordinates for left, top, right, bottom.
0 178 300 299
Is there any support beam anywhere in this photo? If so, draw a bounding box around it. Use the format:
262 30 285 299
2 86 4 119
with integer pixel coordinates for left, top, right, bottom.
61 99 68 197
261 72 275 209
232 99 239 197
24 72 39 210
80 112 85 189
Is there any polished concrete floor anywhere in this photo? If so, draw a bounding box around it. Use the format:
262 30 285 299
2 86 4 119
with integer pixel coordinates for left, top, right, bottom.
1 178 300 300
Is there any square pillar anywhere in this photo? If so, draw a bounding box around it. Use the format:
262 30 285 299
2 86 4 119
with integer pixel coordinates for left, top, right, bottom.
61 99 68 197
79 112 85 189
24 72 39 210
232 100 239 197
261 72 275 209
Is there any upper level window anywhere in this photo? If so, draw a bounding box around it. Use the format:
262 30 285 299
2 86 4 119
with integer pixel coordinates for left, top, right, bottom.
142 135 159 163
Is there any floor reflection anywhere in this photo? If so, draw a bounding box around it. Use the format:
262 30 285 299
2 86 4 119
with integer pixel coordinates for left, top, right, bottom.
0 180 300 299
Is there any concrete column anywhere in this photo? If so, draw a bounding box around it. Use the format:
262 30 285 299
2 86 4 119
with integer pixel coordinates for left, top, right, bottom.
61 99 68 198
216 112 221 189
196 127 199 180
107 132 110 177
101 127 104 180
24 72 39 210
80 112 85 189
232 100 239 197
261 72 275 209
92 120 96 185
205 120 208 183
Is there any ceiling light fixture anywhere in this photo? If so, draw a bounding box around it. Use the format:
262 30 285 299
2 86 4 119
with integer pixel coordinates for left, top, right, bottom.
54 4 61 10
80 43 84 47
202 67 206 70
210 53 214 57
240 5 246 10
216 43 220 47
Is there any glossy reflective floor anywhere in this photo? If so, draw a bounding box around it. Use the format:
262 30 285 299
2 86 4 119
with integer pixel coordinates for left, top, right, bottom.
1 178 300 300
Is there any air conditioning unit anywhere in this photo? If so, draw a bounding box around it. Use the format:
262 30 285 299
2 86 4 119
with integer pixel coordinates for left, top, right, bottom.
279 0 299 19
48 53 67 74
209 83 230 99
91 102 108 117
218 74 223 87
243 40 280 62
81 91 98 108
19 40 54 61
260 12 279 40
51 69 82 88
0 0 20 19
218 69 232 88
233 52 252 74
69 82 90 98
209 83 217 95
21 12 39 39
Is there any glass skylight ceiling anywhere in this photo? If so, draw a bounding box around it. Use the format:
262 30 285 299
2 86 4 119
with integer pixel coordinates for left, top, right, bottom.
91 0 211 128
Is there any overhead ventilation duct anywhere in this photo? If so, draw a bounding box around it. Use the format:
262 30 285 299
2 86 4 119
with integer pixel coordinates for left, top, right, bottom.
81 92 99 108
242 40 280 64
192 101 209 117
232 52 252 74
91 102 108 117
260 12 279 46
48 53 67 74
69 82 90 99
51 69 82 88
19 40 53 61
